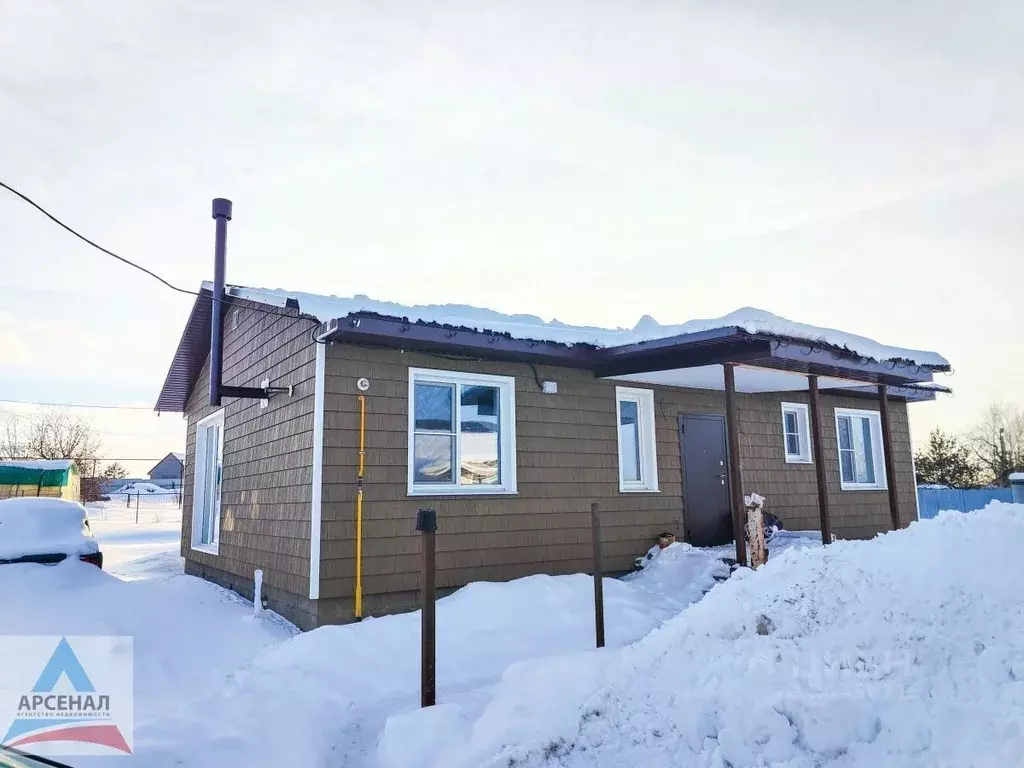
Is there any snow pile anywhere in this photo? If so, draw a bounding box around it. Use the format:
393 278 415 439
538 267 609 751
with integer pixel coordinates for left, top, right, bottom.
113 481 169 495
212 282 948 368
0 497 98 559
440 503 1024 768
621 542 727 608
0 555 295 756
142 562 723 767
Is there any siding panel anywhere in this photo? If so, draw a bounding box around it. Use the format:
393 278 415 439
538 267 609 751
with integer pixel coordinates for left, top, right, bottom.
181 300 317 621
318 344 917 604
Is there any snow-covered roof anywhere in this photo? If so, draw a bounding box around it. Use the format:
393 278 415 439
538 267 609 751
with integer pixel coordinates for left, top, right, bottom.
171 452 185 462
1009 473 1024 482
213 282 949 368
0 459 76 471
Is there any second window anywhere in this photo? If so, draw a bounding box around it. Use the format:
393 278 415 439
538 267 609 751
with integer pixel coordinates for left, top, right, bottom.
615 386 659 492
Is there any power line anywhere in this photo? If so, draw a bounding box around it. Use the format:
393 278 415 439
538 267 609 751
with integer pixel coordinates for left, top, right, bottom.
0 399 156 411
0 179 323 332
3 457 180 462
0 179 198 297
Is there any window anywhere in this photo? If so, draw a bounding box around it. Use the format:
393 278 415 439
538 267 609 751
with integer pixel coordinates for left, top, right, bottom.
191 410 225 553
781 403 812 463
834 408 887 490
407 368 517 495
615 387 659 492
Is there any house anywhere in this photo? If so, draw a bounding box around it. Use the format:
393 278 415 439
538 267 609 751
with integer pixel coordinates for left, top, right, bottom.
0 460 81 501
156 283 950 630
148 452 185 486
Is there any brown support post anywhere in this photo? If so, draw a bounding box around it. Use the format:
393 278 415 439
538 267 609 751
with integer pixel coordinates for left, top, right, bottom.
807 375 832 545
590 502 605 649
723 363 747 566
877 385 901 530
416 508 437 707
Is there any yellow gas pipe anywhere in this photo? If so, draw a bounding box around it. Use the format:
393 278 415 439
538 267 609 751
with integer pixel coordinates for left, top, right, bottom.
355 394 366 620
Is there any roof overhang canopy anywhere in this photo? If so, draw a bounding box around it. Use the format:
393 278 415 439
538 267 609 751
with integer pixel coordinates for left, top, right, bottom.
316 313 945 390
156 290 950 412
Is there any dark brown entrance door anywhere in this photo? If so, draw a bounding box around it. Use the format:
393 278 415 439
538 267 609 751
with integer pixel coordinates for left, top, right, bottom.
678 414 733 546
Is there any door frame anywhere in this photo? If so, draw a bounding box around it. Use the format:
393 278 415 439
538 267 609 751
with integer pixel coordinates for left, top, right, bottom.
677 412 733 545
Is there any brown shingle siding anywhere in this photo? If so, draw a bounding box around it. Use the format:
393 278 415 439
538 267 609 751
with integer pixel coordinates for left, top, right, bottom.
317 343 917 610
181 299 316 627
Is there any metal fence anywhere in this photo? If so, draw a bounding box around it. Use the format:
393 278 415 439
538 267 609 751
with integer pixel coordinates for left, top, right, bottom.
917 487 1013 520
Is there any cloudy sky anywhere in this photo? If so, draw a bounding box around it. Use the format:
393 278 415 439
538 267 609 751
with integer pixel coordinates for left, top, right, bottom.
1 1 1022 474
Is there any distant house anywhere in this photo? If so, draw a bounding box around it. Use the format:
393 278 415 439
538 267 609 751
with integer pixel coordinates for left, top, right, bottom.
148 452 185 485
156 283 951 630
0 460 81 501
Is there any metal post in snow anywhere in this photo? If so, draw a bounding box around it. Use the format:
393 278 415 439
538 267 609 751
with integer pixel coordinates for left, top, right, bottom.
591 502 605 649
416 508 437 708
135 493 139 524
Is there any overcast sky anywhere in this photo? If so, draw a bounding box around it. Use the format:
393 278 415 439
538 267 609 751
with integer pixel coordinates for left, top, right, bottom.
1 1 1022 474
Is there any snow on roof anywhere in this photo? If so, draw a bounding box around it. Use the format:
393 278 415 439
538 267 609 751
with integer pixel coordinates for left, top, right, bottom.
171 453 185 462
210 282 950 368
1009 473 1024 482
0 459 75 471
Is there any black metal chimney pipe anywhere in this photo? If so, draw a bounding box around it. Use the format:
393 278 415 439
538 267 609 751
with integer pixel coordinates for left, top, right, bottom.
209 198 233 407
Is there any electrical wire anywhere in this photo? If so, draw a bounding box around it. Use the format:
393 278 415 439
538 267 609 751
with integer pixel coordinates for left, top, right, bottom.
0 399 156 411
0 179 198 297
0 178 324 332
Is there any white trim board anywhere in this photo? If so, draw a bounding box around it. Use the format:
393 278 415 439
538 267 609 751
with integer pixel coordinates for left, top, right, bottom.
308 342 326 600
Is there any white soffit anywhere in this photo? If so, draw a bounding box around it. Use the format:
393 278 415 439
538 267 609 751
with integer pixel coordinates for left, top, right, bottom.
608 364 866 393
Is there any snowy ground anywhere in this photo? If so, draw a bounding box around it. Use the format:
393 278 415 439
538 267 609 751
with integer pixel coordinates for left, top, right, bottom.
86 500 184 580
0 509 741 766
4 507 1020 767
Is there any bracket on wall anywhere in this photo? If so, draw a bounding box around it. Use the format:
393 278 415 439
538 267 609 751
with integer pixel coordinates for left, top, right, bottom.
258 378 294 409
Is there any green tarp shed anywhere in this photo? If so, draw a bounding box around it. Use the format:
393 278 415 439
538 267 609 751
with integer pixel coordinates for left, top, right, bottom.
0 460 80 500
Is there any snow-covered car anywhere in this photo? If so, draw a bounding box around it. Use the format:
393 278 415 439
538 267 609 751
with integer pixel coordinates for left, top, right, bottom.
0 497 102 568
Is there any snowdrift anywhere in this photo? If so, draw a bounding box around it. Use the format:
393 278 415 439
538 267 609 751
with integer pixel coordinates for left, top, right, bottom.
440 503 1024 767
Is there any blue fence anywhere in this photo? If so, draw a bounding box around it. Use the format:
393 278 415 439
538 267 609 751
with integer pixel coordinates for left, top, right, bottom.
917 487 1013 520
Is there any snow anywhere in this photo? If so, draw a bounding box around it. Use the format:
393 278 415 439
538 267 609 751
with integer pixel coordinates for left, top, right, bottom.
0 514 296 762
1009 472 1024 482
0 459 75 470
213 282 949 368
0 497 98 559
142 563 723 767
82 501 183 577
112 481 172 495
433 503 1024 768
6 506 1021 767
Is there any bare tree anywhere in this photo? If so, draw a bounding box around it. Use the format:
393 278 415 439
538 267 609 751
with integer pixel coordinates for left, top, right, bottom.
964 402 1024 486
0 408 103 473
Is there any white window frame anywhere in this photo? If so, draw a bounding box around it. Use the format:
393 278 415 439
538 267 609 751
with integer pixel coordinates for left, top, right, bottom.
191 409 225 554
834 407 888 491
407 368 518 496
615 386 659 493
781 402 813 464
